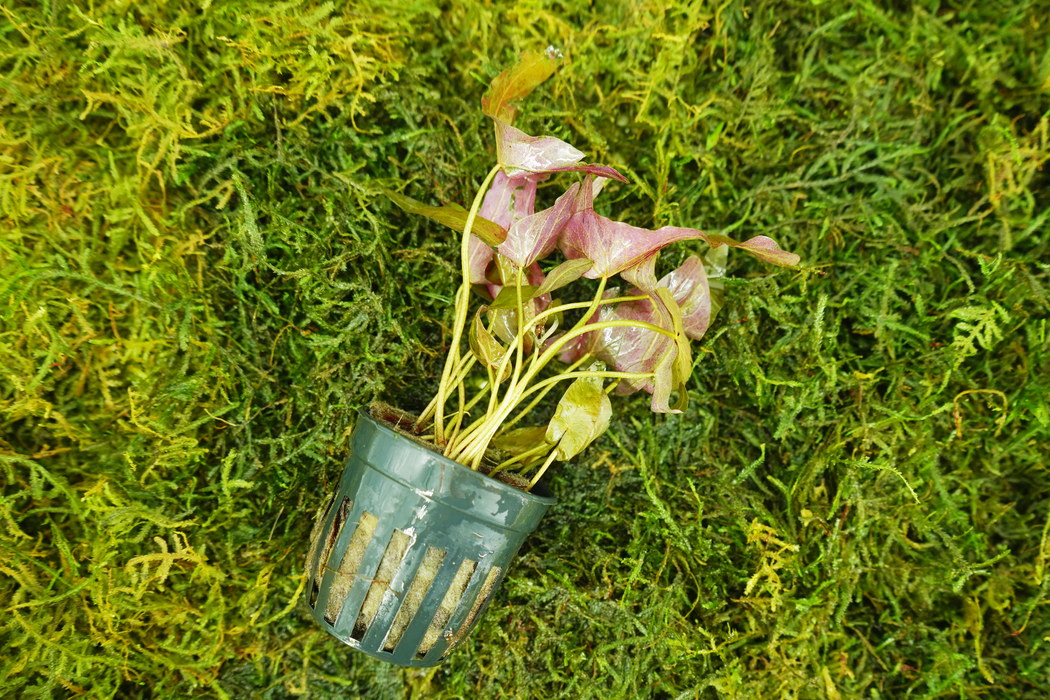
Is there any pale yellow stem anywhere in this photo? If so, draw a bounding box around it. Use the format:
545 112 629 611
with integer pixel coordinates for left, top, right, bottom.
498 353 593 435
527 450 560 490
434 164 503 445
490 441 552 476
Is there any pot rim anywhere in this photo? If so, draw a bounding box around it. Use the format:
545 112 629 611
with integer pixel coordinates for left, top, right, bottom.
359 406 557 507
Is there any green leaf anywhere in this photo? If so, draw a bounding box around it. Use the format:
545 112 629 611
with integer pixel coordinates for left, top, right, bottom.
492 426 551 456
535 258 592 297
471 284 495 303
382 189 507 246
545 363 613 460
657 287 691 412
488 285 540 310
469 308 511 381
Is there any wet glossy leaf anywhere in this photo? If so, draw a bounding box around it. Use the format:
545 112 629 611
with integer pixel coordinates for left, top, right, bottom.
545 364 613 460
494 122 628 181
559 176 798 279
479 170 540 229
559 177 704 279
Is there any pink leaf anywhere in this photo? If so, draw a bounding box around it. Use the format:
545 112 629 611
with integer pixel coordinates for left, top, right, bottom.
658 256 714 341
588 293 685 413
559 177 799 279
559 178 704 279
468 236 494 286
558 277 679 409
470 171 542 286
479 170 540 229
497 183 578 267
495 121 627 181
560 258 708 413
704 233 800 267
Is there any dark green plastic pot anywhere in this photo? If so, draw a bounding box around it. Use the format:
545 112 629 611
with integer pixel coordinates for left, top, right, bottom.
305 408 555 666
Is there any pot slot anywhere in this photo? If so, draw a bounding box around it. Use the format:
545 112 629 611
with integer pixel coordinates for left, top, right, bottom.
308 495 348 609
351 528 413 639
382 546 446 651
442 566 502 656
415 558 477 658
323 511 378 624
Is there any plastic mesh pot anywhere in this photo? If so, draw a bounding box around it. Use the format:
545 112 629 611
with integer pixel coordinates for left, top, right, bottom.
305 408 555 666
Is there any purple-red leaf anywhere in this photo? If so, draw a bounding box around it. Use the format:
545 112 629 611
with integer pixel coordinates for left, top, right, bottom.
558 178 798 280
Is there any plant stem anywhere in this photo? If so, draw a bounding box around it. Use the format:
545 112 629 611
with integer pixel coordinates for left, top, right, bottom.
446 373 468 444
433 164 503 445
450 313 670 467
527 449 560 490
490 442 552 475
448 278 609 464
418 355 476 430
522 294 650 337
520 369 653 400
497 353 593 435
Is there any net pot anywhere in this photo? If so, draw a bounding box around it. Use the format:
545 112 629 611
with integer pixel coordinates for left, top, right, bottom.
305 408 556 666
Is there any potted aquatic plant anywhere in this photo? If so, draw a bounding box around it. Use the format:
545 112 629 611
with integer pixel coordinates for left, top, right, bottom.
306 50 799 666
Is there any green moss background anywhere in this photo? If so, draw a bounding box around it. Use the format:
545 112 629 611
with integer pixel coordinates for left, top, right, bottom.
2 0 1049 697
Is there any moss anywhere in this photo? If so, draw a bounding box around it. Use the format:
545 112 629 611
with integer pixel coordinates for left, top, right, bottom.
1 0 1048 698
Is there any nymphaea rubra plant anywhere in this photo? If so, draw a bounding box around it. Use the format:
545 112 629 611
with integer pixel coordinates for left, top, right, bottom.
386 49 799 490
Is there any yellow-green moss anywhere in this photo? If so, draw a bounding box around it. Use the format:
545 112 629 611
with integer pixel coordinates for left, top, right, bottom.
1 0 1048 698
